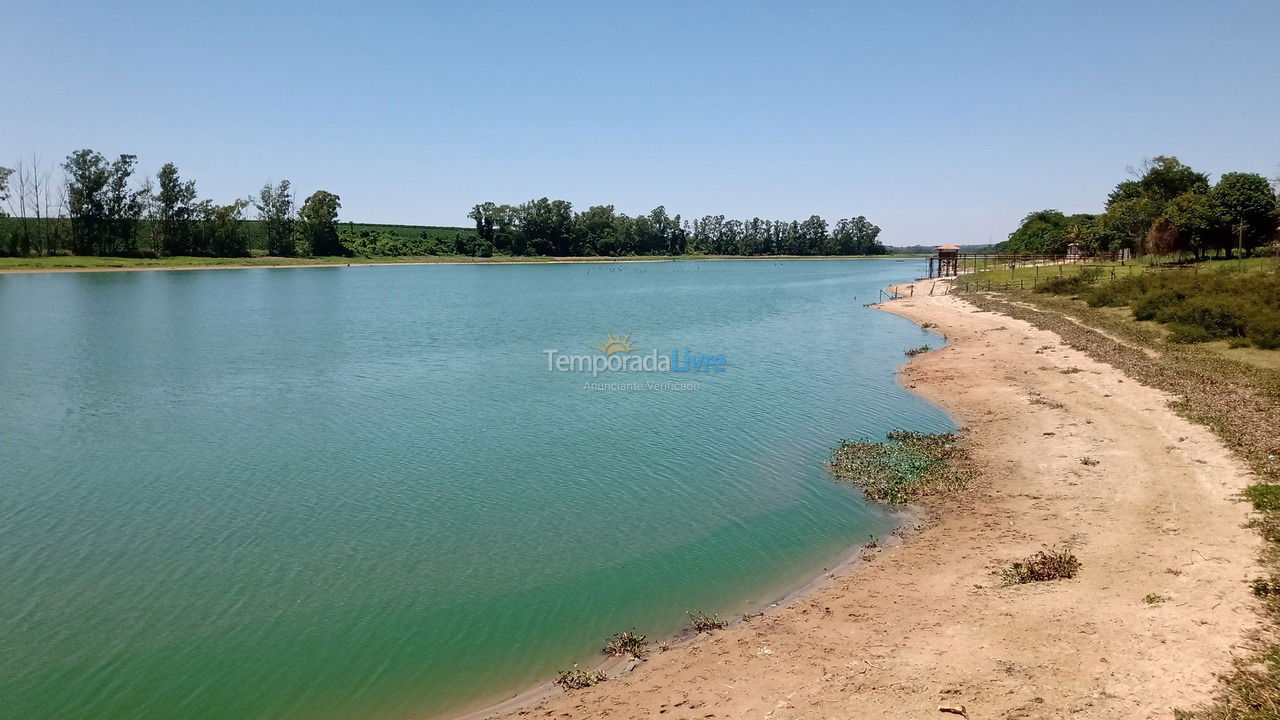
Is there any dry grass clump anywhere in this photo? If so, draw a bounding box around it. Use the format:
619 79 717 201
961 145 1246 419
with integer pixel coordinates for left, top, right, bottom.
1143 592 1170 604
601 630 647 659
830 430 972 505
1079 456 1100 466
554 666 606 691
686 610 726 633
1000 547 1081 585
1172 647 1280 720
904 345 932 357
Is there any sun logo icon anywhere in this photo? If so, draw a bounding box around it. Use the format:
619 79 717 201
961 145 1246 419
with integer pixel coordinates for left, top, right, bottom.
588 331 638 355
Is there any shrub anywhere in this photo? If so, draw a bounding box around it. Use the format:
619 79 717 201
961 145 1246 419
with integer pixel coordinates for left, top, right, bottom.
1084 284 1130 307
602 630 647 658
1167 323 1216 344
687 610 727 633
1157 297 1249 338
1035 275 1093 295
1000 547 1081 584
1143 593 1170 604
1248 317 1280 350
553 667 606 691
1133 289 1185 321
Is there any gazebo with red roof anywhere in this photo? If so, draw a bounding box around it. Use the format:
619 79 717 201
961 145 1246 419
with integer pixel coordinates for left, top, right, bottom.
935 243 960 277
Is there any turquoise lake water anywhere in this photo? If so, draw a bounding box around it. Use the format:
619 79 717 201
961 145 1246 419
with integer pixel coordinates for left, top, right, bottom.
0 259 952 720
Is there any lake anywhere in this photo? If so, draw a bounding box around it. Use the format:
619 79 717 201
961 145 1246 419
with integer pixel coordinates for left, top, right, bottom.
0 259 952 720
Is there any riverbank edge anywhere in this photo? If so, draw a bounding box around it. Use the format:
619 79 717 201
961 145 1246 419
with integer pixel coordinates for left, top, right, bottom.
441 282 960 720
0 254 924 275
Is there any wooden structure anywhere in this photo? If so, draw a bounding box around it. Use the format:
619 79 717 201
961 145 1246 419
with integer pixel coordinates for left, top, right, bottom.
934 243 960 277
927 249 1121 278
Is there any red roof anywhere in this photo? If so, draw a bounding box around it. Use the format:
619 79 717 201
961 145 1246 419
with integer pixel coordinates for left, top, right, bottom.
937 243 960 250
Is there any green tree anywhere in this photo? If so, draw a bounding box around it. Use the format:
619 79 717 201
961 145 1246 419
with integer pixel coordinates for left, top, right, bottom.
1209 172 1277 256
296 190 343 256
63 149 144 255
1161 191 1223 258
154 162 197 256
194 199 250 257
254 180 295 256
1001 210 1069 253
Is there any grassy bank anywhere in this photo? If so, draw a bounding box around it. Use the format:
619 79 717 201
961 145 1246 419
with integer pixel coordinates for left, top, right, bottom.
950 265 1280 719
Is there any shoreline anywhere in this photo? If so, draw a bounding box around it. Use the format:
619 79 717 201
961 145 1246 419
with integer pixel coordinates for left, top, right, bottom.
447 502 930 720
465 278 1259 720
0 254 922 276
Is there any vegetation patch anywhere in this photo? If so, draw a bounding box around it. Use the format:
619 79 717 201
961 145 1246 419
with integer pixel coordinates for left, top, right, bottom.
830 430 972 504
1142 592 1170 604
553 666 606 691
904 344 932 357
1000 547 1082 585
601 630 648 659
686 610 727 633
1244 485 1280 513
1080 270 1280 350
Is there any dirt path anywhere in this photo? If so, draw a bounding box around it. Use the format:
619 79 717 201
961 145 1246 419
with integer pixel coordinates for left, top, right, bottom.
481 289 1259 720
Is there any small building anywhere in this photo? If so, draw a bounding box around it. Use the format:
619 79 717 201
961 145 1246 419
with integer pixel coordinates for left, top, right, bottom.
936 243 960 277
1066 242 1081 258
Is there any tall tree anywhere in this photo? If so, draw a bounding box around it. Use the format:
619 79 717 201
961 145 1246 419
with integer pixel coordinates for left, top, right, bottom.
296 190 343 256
153 163 198 255
254 180 295 256
63 150 144 255
1209 172 1277 255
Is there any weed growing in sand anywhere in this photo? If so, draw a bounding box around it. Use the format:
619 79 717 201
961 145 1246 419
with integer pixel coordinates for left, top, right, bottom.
1060 366 1083 374
830 430 973 504
1000 547 1081 585
1252 577 1280 598
904 345 932 357
1027 392 1066 410
554 666 606 691
1142 593 1170 604
687 610 727 633
602 630 647 659
1079 457 1100 466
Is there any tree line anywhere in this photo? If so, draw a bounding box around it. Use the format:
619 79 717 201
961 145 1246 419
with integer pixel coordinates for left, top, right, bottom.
1 148 887 259
998 156 1279 257
466 200 886 257
0 151 341 258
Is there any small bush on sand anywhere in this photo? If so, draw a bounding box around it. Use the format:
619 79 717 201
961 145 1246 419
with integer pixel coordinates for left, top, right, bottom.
830 430 972 504
904 345 931 357
1143 593 1170 604
554 666 606 691
687 610 727 633
1251 576 1280 598
602 630 647 658
1079 456 1100 466
1000 547 1081 585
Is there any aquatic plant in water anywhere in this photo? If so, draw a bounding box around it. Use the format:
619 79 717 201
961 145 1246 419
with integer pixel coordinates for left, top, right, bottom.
829 430 971 504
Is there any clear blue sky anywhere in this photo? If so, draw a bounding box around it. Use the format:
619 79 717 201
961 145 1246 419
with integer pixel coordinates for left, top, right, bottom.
3 1 1277 246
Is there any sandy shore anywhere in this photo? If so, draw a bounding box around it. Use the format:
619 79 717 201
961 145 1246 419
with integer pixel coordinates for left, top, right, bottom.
477 283 1260 720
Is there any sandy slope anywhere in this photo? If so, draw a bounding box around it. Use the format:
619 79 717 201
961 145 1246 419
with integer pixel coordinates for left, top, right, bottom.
482 288 1260 720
